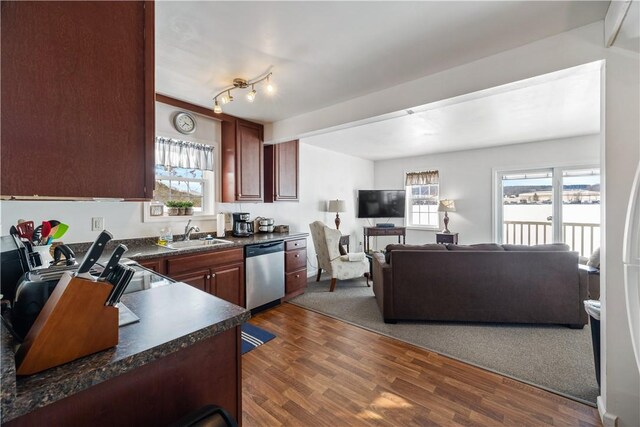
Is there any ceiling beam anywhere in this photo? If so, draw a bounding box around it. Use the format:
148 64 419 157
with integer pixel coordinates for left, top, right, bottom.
604 0 633 47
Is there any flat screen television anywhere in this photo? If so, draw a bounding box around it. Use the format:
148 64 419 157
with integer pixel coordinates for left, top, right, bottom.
358 190 406 218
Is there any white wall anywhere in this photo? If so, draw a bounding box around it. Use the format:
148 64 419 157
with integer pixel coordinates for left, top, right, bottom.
372 135 600 248
268 21 639 426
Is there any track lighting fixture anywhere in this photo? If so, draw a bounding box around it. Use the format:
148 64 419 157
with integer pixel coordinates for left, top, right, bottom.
212 71 274 114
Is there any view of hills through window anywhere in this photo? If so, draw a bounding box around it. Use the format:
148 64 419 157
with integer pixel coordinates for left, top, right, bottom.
155 165 204 210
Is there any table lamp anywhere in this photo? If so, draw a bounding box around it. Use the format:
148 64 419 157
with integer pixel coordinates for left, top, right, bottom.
438 199 456 233
328 199 346 230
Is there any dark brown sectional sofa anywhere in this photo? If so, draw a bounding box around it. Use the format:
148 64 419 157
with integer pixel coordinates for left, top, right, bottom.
372 243 587 328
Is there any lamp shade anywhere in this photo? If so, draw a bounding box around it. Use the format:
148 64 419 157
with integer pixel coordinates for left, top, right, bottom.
328 199 346 213
438 199 456 212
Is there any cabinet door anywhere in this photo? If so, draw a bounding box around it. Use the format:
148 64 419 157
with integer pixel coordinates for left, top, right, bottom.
285 269 307 298
1 1 155 199
236 120 263 201
211 263 244 307
170 269 210 293
285 248 307 272
274 140 299 201
138 258 166 275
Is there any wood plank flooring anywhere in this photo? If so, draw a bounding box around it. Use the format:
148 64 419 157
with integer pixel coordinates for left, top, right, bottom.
242 303 601 427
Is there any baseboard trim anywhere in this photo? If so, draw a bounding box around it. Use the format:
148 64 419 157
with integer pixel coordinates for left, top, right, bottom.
597 396 619 426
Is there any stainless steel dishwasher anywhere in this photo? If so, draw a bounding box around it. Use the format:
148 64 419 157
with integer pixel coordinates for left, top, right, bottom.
245 241 285 310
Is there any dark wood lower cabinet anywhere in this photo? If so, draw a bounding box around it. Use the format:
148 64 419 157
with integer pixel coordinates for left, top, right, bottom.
211 263 244 307
5 328 241 427
137 257 166 275
283 238 307 300
171 269 210 293
154 248 246 307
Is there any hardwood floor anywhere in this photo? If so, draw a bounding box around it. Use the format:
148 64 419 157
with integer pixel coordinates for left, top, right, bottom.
242 303 601 427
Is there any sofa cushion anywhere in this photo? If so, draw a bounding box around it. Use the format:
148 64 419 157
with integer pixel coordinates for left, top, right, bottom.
446 243 505 251
385 243 446 263
502 243 570 251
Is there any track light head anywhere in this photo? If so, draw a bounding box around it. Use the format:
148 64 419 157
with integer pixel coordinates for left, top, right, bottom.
247 85 256 102
213 99 222 114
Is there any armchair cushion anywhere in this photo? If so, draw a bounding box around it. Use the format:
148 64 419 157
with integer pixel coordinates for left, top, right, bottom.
340 252 366 262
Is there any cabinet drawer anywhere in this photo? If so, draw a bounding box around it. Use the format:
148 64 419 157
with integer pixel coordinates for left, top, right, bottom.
285 248 306 271
369 228 403 236
285 238 306 251
167 248 243 275
285 269 307 294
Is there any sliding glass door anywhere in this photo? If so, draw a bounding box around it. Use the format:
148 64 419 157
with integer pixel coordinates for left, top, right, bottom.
496 166 600 257
561 168 601 257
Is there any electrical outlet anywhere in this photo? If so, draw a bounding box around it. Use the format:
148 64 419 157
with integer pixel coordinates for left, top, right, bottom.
91 217 105 231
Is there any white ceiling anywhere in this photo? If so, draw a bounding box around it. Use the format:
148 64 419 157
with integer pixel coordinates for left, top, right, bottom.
303 63 602 161
155 1 609 124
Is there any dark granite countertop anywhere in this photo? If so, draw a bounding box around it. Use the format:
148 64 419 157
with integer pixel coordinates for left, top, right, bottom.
1 282 250 422
67 231 309 261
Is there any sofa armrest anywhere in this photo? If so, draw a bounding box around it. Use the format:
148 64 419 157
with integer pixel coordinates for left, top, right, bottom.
372 253 395 322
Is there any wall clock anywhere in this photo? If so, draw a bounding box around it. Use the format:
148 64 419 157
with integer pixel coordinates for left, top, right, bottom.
173 111 197 134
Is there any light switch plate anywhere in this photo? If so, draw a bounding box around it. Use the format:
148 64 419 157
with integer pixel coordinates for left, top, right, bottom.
91 217 105 231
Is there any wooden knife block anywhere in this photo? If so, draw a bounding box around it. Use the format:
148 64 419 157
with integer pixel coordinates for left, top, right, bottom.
15 273 119 375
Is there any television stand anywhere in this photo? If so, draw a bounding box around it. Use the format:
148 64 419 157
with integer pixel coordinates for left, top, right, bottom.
364 226 406 253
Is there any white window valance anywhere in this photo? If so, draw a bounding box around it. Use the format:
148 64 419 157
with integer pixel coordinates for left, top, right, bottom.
155 137 214 171
405 170 439 186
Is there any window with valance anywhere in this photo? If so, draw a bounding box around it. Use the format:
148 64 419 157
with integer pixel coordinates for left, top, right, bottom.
405 170 440 228
153 137 215 215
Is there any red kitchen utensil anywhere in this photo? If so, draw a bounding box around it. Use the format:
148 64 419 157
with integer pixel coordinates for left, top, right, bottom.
16 221 34 240
41 221 52 244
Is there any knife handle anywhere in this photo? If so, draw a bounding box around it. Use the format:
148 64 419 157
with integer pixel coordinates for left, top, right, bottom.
98 244 128 280
76 230 113 276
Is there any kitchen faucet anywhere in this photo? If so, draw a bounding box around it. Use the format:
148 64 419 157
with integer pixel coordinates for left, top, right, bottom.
182 219 200 241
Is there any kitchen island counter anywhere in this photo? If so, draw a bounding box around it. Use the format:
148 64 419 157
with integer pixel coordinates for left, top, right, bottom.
1 281 249 425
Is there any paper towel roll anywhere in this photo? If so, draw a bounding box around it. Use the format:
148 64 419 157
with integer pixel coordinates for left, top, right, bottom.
216 213 225 237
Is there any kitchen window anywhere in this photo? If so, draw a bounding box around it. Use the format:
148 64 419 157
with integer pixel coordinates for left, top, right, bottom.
145 137 215 220
154 165 213 214
405 170 440 228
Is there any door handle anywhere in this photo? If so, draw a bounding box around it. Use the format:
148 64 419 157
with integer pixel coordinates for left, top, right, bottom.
547 216 553 221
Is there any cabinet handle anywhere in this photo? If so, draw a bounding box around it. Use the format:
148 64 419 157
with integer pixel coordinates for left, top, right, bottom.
211 273 216 278
295 274 299 278
295 254 299 258
294 243 298 246
207 274 211 279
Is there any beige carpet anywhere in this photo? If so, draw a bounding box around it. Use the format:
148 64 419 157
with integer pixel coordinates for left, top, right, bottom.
289 277 599 406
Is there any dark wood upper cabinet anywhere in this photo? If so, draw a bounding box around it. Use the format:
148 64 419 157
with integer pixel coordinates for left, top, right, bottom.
1 1 155 200
264 140 299 202
221 118 264 202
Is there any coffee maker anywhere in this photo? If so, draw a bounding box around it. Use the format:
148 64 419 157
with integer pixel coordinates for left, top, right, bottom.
232 212 254 237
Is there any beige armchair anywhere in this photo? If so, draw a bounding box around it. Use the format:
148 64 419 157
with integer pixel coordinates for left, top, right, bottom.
309 221 370 292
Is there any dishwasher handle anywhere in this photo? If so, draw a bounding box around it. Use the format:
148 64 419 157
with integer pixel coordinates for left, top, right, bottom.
245 241 284 258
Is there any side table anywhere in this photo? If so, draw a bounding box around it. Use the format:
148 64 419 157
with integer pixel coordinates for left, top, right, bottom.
436 232 458 245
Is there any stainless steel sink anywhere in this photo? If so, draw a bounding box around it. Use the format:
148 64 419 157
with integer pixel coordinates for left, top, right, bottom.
159 239 234 250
